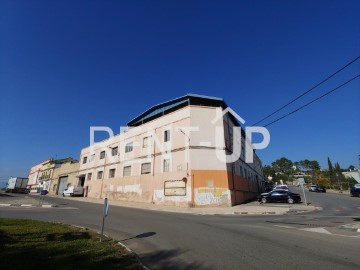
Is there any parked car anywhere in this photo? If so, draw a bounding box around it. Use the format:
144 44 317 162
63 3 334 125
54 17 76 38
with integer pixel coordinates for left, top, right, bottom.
273 185 289 190
258 190 301 204
62 186 84 197
350 183 360 197
309 185 326 193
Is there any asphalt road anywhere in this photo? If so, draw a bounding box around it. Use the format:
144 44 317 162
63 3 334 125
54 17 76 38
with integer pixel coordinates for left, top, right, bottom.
1 188 359 270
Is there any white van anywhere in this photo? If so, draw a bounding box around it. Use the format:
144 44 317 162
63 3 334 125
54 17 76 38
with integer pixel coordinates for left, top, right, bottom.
62 186 84 197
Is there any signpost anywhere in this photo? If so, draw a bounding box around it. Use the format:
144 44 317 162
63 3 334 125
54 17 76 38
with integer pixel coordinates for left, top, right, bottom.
100 198 109 242
298 178 308 206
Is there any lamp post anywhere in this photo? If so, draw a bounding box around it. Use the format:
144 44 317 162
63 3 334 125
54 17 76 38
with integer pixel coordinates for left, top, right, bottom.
179 128 192 206
178 129 190 176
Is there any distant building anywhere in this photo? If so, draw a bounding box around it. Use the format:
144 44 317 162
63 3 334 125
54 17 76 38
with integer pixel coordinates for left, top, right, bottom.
78 94 264 207
28 158 78 193
343 170 360 183
49 159 80 195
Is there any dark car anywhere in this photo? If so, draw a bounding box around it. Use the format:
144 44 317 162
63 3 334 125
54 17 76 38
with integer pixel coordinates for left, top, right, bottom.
258 190 301 204
309 185 326 193
350 183 360 197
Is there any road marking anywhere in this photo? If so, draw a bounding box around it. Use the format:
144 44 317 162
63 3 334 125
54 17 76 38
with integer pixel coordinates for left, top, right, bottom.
300 227 331 234
273 225 296 229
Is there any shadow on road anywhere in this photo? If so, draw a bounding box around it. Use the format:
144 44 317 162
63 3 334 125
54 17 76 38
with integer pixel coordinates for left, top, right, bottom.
121 231 156 241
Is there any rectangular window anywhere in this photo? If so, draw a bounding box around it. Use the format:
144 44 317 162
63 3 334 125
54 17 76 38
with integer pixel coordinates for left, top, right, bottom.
123 166 131 176
87 173 92 180
97 171 103 179
141 163 151 175
163 159 170 172
89 154 95 162
100 151 105 159
164 130 170 142
125 142 133 153
143 136 151 148
82 156 87 164
111 147 118 156
240 166 243 177
109 169 115 178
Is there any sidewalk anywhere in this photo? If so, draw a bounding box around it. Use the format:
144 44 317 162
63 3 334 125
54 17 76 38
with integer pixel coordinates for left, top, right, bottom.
326 189 351 196
0 193 53 208
0 192 317 215
52 195 317 215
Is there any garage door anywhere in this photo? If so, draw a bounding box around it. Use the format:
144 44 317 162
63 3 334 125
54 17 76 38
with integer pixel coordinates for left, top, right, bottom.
58 176 68 195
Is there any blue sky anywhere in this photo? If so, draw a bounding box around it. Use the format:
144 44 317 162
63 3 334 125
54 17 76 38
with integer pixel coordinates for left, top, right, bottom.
1 0 359 186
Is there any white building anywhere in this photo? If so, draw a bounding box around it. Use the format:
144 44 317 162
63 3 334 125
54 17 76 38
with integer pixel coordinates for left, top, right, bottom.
78 94 264 207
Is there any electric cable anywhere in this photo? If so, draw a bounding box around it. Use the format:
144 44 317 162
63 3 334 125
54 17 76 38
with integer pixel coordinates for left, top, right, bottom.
253 55 360 126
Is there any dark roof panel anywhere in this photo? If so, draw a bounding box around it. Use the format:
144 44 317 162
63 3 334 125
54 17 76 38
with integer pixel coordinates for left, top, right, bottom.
127 93 228 126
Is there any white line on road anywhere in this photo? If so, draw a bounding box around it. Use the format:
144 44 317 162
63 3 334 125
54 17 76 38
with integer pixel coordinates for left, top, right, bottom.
273 225 296 229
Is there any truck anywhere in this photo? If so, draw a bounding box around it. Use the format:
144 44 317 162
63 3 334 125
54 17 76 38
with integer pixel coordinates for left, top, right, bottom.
6 177 29 194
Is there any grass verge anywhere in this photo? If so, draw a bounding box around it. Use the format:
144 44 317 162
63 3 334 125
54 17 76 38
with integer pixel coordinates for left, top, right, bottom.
0 218 143 270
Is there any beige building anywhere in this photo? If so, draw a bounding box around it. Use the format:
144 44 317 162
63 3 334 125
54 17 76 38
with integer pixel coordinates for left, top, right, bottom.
28 158 78 193
49 159 80 195
79 94 264 207
28 159 51 193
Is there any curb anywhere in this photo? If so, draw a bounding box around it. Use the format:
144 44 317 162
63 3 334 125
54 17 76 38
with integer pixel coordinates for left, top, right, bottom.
0 203 57 208
117 241 150 270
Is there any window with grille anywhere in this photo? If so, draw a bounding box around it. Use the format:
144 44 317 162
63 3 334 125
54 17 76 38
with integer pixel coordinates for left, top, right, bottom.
109 169 116 178
125 142 133 153
123 166 131 176
164 130 170 142
143 136 151 148
111 147 118 156
163 159 170 172
141 163 151 174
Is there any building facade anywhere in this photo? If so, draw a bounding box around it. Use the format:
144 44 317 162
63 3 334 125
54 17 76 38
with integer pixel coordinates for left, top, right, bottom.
27 159 51 193
79 94 264 207
28 158 78 193
49 159 80 195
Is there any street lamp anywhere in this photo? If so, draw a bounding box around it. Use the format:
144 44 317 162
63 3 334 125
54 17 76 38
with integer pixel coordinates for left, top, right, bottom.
178 128 190 176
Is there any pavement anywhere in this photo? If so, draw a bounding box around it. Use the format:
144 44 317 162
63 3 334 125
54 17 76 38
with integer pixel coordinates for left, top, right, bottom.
0 192 53 208
0 191 316 215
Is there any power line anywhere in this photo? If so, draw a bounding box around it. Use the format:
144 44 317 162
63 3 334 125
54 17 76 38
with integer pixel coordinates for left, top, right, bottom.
253 55 360 126
263 74 360 127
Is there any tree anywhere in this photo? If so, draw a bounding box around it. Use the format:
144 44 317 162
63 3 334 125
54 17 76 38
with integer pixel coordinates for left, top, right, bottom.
262 165 275 179
348 165 355 171
328 157 336 185
271 157 293 175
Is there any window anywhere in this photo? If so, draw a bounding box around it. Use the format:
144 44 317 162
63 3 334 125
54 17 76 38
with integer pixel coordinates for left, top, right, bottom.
163 159 170 172
141 163 151 174
87 173 92 180
111 147 118 156
123 166 131 176
100 151 105 159
164 130 170 142
97 171 103 179
143 136 151 148
109 169 115 178
125 142 133 153
82 156 87 164
240 166 243 177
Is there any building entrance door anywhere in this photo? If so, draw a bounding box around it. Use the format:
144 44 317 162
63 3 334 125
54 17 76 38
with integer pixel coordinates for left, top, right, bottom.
57 176 68 195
